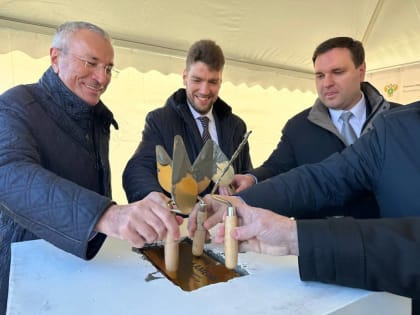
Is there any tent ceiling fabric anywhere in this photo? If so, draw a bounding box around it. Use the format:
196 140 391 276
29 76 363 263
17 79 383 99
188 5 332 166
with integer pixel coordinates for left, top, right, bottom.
1 0 420 91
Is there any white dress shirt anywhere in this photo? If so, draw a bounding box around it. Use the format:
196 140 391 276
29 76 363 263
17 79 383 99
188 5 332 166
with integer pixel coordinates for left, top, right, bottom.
328 92 366 137
188 102 219 145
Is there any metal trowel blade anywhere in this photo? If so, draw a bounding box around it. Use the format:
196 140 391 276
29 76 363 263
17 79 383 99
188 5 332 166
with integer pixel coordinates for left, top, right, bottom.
191 140 214 193
156 145 172 193
212 142 234 187
171 135 198 215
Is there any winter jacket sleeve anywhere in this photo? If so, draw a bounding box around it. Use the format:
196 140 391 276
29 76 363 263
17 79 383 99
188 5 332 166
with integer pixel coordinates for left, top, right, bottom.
123 111 167 202
237 112 384 216
297 217 420 298
0 104 111 259
248 121 296 181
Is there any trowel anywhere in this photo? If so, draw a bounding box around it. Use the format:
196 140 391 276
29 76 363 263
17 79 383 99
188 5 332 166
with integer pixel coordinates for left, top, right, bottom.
171 135 198 214
211 195 238 269
211 131 252 194
156 144 179 272
149 133 250 281
210 142 234 193
191 139 214 194
190 140 214 256
165 136 198 272
156 145 172 193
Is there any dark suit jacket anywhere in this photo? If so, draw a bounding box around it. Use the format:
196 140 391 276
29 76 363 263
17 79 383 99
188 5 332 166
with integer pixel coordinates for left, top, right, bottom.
248 82 400 218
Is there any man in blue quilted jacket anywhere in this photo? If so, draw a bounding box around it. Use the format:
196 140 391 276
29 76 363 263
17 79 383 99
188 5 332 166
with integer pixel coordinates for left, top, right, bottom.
0 21 181 314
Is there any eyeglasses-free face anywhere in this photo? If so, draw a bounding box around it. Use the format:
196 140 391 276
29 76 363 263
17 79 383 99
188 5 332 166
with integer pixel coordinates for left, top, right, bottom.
50 28 116 106
183 61 222 115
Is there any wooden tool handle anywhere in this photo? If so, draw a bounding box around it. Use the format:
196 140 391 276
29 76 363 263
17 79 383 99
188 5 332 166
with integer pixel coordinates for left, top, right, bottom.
224 215 238 269
164 234 179 272
192 209 207 256
164 211 179 272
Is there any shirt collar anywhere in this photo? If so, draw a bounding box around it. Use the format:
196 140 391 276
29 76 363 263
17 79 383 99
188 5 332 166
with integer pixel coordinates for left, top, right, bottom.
329 92 366 125
187 100 214 122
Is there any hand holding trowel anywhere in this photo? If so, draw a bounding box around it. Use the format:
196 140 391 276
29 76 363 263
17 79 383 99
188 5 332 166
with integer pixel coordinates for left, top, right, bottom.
186 141 233 257
208 131 252 268
172 138 218 258
156 131 251 269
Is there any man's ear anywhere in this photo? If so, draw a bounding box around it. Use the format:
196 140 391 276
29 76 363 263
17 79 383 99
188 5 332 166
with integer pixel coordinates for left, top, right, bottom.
50 47 60 73
182 69 187 86
359 62 366 81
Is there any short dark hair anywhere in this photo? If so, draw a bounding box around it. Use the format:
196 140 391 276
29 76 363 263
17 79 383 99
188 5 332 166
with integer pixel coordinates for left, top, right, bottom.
312 37 365 67
186 39 225 71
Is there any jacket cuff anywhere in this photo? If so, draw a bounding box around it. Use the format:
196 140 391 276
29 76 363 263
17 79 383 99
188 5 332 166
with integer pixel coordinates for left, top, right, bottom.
248 167 273 182
297 217 365 287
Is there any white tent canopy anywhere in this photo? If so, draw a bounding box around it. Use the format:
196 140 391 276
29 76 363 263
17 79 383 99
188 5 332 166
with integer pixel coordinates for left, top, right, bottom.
1 0 420 92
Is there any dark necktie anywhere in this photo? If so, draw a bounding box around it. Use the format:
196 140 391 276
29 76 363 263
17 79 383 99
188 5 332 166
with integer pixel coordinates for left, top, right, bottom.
198 116 211 144
340 111 357 146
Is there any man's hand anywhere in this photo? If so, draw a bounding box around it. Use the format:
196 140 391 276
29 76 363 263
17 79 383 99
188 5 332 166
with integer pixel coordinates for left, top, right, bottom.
95 192 183 248
188 195 245 238
215 203 299 256
219 174 255 195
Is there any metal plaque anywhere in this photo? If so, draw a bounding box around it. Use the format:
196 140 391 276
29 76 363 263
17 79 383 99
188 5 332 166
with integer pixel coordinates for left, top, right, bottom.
134 238 247 291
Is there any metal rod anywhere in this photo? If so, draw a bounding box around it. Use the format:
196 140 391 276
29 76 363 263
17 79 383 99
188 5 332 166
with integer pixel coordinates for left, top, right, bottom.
210 130 252 194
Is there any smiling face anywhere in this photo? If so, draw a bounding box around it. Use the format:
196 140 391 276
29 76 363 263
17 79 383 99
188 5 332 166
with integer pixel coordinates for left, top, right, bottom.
183 61 222 115
50 29 115 106
314 47 366 111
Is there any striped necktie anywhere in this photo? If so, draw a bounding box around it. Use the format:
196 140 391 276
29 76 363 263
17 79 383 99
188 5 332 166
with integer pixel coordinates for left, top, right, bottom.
198 116 211 144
